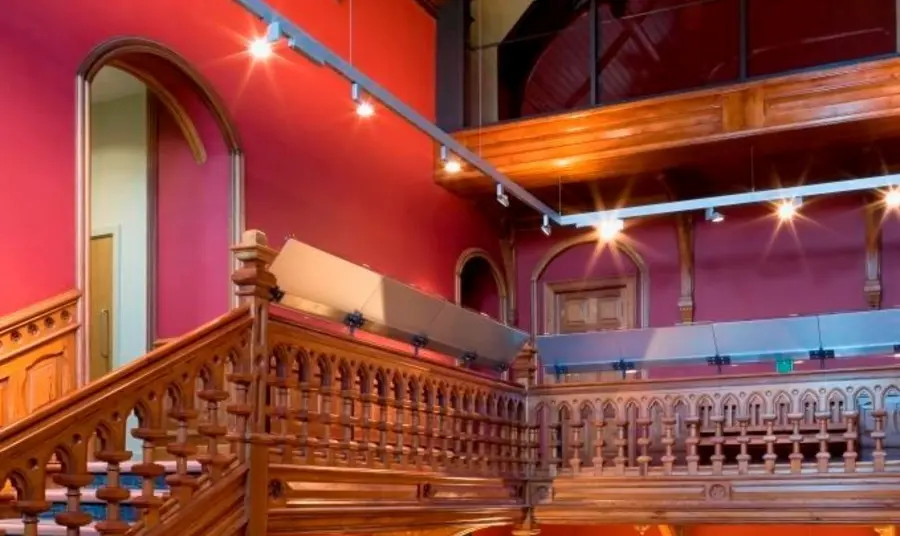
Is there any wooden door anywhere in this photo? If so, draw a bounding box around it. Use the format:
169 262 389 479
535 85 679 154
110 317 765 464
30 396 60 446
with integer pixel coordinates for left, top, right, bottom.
554 281 635 334
89 235 114 380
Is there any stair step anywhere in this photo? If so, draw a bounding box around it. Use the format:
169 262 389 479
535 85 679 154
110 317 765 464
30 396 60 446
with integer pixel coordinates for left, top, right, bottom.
0 520 99 536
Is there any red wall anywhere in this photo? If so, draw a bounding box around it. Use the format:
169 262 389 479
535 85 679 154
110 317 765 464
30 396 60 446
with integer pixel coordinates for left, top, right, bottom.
0 0 501 318
155 102 231 338
518 195 896 333
460 257 501 321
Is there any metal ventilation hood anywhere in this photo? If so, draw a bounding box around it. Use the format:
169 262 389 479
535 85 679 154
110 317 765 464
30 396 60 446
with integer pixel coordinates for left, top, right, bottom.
536 308 900 370
270 239 529 367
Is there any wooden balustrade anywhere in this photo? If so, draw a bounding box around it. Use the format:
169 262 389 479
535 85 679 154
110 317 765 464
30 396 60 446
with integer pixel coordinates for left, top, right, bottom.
530 366 900 477
265 311 530 478
0 306 254 535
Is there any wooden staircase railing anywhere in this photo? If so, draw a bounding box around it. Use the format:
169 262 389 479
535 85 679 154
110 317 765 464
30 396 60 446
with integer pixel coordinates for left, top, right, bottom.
0 303 254 535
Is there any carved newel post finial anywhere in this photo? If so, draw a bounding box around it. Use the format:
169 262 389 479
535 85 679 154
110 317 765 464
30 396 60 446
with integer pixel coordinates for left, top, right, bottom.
512 342 538 387
230 229 278 536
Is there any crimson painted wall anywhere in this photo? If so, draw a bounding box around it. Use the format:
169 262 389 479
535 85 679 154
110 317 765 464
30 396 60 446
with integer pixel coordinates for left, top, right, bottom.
155 101 231 339
460 257 501 321
518 195 898 334
0 0 501 318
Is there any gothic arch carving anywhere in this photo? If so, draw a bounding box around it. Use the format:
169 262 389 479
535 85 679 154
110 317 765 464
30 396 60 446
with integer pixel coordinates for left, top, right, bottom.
455 247 510 324
530 232 650 334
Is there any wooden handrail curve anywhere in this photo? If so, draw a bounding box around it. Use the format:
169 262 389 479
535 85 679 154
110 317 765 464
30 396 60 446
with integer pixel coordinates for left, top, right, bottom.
0 305 254 533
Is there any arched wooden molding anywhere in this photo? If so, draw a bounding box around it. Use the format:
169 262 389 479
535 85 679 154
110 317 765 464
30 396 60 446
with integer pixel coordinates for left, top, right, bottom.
675 213 695 323
499 230 518 325
530 232 650 336
454 247 510 324
864 194 883 309
108 60 206 164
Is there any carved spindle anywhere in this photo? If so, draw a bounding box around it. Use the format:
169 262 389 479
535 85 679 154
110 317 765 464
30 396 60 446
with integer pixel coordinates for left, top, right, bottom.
341 384 356 466
815 411 831 473
684 416 700 475
165 402 199 505
359 391 375 467
410 394 423 470
843 410 859 473
660 415 676 475
735 416 751 475
762 414 777 473
529 421 540 477
297 380 313 464
592 417 606 475
570 419 584 474
197 366 233 480
131 396 169 527
636 417 652 476
709 415 725 474
872 409 887 471
95 448 135 536
478 414 490 474
613 419 628 476
377 388 391 467
271 362 295 464
15 499 49 536
52 468 93 536
787 412 804 473
393 396 408 468
320 382 336 465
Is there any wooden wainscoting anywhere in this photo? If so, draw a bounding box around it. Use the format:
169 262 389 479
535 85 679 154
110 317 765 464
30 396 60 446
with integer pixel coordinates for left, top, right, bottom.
0 290 80 428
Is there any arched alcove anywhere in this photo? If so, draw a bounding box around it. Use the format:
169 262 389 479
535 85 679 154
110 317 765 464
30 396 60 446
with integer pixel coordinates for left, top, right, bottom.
455 248 509 324
530 233 649 335
76 37 243 384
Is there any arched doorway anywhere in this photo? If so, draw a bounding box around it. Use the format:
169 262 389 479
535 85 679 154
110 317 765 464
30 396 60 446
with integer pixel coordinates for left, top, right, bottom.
455 248 509 324
76 38 243 385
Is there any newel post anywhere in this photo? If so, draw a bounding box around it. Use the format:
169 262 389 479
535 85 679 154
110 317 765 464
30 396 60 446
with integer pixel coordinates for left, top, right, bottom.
512 342 538 387
231 229 278 535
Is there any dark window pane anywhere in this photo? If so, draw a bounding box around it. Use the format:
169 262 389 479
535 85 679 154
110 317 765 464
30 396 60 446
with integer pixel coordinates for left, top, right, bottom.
596 0 741 103
748 0 896 77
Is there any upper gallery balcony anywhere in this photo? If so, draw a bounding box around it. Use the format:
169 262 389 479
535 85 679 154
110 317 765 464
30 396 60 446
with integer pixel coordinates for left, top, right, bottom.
436 0 900 213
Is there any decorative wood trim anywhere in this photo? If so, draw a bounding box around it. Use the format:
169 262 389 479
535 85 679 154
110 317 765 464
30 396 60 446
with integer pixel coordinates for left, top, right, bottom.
0 290 81 363
675 214 695 323
530 233 649 336
454 247 510 324
542 276 637 335
864 194 883 309
499 230 518 326
441 56 900 192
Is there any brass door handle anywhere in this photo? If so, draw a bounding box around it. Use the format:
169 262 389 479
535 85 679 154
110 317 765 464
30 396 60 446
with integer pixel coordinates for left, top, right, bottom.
99 309 110 359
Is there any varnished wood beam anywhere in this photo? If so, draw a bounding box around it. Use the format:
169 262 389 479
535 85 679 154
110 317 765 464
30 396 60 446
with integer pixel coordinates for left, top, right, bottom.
864 193 883 309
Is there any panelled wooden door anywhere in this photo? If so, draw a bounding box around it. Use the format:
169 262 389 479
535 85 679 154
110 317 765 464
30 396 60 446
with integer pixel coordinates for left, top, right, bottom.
545 277 636 335
89 234 114 380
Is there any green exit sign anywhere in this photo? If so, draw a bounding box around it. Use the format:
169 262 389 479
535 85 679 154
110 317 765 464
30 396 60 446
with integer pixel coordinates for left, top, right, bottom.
775 358 794 374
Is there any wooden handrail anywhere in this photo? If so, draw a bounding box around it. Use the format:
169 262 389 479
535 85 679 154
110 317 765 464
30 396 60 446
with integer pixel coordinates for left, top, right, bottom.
0 305 254 533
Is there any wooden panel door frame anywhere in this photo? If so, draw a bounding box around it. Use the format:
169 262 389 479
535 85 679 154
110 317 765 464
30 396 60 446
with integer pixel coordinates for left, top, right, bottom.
542 276 637 335
90 227 121 374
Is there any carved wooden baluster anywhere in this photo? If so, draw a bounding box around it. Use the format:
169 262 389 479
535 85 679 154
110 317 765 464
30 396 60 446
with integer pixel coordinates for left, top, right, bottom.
96 421 135 536
613 418 627 476
456 404 469 471
528 420 539 477
467 407 480 472
660 414 676 475
441 405 455 470
479 413 492 474
592 417 606 475
762 413 777 473
51 440 93 536
341 382 356 466
14 488 49 536
198 364 235 481
297 378 313 464
393 392 407 468
131 393 169 527
788 412 804 473
872 409 887 471
359 390 375 467
710 415 725 475
815 410 831 473
735 416 751 475
225 356 253 462
843 409 859 473
568 416 583 474
319 380 335 465
684 416 700 475
636 417 652 476
409 391 423 469
266 358 289 464
377 386 390 467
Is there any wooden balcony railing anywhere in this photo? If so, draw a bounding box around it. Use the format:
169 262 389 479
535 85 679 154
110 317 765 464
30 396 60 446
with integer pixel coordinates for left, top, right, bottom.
531 366 900 477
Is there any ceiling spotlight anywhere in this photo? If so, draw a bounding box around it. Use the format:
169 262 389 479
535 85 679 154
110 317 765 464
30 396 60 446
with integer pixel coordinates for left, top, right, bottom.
541 215 551 237
777 197 801 221
249 38 273 59
439 145 462 173
885 188 900 209
596 218 624 241
705 207 724 223
496 184 510 208
351 82 374 117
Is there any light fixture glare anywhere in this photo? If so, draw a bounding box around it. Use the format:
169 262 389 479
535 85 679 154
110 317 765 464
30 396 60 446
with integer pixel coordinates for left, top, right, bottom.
596 218 624 241
443 159 461 173
886 188 900 209
249 38 273 59
777 198 800 221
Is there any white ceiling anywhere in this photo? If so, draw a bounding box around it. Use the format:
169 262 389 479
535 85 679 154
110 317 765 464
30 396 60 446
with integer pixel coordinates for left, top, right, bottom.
91 66 145 103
